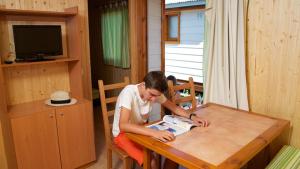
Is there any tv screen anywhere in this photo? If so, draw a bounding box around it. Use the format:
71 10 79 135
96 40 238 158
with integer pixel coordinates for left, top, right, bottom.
13 25 63 61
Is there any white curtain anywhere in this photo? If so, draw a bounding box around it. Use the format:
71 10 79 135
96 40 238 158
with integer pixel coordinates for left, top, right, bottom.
203 0 249 110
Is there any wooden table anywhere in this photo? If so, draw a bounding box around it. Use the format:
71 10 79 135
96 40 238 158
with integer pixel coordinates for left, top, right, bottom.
126 103 290 169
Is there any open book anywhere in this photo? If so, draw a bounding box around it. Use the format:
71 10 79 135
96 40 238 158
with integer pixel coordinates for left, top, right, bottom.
147 115 196 136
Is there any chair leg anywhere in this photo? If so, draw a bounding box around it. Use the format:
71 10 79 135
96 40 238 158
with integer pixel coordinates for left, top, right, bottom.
107 148 112 169
124 157 133 169
157 154 161 169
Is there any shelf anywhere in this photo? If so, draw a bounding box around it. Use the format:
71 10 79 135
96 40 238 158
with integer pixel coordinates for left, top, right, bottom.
1 58 79 68
0 7 77 17
8 98 90 118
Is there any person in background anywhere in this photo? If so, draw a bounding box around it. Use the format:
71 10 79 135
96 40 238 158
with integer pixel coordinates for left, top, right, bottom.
167 75 177 86
113 71 209 169
164 75 180 115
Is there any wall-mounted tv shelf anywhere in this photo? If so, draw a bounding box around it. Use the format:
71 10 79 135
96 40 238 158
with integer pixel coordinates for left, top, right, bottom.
0 6 84 104
0 6 96 169
0 5 84 118
0 8 77 17
1 58 79 68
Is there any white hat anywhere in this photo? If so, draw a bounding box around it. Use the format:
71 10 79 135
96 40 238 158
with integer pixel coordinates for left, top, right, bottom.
45 90 77 106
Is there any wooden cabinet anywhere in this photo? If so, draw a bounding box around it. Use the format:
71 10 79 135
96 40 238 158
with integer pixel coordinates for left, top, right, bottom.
11 100 95 169
0 6 95 169
56 102 95 169
11 110 61 169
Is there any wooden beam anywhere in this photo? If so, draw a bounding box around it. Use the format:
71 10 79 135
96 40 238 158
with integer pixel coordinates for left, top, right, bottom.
0 65 17 169
161 0 166 72
129 0 147 83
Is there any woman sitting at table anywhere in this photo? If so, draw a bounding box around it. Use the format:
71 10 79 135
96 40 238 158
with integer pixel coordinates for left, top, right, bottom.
164 75 181 115
112 71 209 169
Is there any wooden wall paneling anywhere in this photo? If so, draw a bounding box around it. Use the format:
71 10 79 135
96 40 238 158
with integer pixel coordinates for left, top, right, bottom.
4 63 70 105
79 2 93 100
24 0 38 10
65 1 92 100
0 17 17 169
247 0 300 148
65 7 84 99
48 0 67 12
0 0 5 8
129 0 147 83
32 0 51 11
128 0 138 83
4 0 20 9
161 0 166 72
3 0 66 11
290 118 300 146
65 7 80 59
0 17 10 63
68 61 83 99
140 0 148 79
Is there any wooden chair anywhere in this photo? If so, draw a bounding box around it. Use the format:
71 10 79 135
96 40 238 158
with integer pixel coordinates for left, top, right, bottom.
167 77 197 113
98 77 132 169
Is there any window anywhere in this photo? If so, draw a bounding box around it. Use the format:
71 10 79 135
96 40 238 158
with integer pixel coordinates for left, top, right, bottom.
162 0 206 86
164 12 180 43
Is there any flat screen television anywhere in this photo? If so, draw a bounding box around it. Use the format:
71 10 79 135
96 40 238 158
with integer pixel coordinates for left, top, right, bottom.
13 25 63 61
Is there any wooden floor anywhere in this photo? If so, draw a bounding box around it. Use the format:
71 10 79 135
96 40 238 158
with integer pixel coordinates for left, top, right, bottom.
85 106 122 169
86 105 141 169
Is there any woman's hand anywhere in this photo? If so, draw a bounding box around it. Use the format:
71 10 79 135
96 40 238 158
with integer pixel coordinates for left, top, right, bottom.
191 115 210 127
176 107 209 127
151 130 175 142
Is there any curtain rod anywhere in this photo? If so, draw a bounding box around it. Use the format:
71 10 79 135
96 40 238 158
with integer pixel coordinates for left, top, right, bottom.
98 0 128 9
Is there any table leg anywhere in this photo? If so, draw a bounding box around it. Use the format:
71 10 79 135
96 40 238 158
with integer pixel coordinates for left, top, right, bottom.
143 147 151 169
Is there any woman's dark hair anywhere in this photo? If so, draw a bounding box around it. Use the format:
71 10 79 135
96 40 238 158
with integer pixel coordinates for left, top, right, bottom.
143 71 168 93
167 75 177 85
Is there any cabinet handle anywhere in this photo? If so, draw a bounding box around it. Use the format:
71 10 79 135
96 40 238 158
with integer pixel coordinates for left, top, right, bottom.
60 113 64 116
49 114 54 118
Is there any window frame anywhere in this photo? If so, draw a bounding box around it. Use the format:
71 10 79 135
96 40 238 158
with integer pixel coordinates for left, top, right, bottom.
163 11 181 44
161 0 206 85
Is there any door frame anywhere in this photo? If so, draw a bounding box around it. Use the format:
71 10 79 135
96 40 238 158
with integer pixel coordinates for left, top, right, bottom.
129 0 148 83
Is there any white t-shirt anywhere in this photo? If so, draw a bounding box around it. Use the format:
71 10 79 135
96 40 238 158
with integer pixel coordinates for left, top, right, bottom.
112 84 167 137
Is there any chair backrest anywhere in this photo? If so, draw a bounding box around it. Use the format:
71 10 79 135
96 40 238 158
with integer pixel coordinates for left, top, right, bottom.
167 77 196 113
98 77 130 145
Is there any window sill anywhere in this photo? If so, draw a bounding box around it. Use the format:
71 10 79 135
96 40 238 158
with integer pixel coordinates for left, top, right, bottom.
165 40 180 44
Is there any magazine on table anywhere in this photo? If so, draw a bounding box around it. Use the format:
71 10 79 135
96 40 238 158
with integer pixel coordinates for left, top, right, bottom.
147 115 197 136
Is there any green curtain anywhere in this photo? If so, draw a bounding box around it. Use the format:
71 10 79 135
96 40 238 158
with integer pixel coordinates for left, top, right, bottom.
101 6 130 68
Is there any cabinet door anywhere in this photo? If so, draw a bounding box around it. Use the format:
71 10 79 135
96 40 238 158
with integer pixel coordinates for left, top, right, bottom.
11 110 61 169
56 102 95 169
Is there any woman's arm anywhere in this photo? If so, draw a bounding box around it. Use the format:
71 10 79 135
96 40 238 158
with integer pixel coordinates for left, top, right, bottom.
162 100 189 117
119 107 175 142
162 100 209 127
